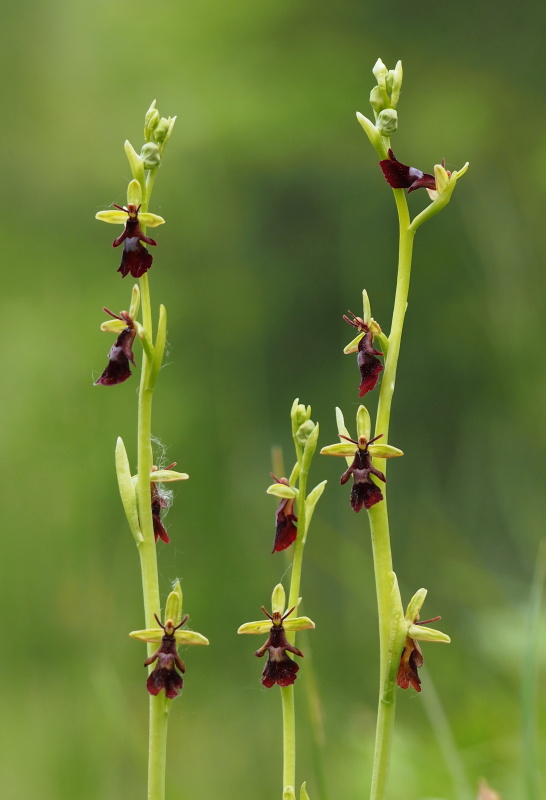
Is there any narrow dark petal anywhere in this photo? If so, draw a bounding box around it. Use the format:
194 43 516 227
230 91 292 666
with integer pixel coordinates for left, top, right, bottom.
117 238 154 278
380 149 436 193
272 498 298 552
261 655 299 688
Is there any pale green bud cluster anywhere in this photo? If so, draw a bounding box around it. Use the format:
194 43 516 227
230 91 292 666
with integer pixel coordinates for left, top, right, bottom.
369 58 403 119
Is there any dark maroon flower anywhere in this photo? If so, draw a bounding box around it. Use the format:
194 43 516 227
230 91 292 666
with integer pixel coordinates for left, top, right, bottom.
255 606 304 688
270 475 298 553
145 614 188 699
95 310 136 386
112 204 158 278
343 312 383 397
379 149 436 193
339 434 386 512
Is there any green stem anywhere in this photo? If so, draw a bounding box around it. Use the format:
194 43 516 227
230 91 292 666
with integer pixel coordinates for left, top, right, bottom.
368 188 415 800
280 454 310 795
135 178 169 800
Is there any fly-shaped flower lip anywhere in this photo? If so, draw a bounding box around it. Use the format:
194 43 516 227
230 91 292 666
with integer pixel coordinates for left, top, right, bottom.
238 584 315 689
397 588 450 692
379 149 436 193
96 203 165 278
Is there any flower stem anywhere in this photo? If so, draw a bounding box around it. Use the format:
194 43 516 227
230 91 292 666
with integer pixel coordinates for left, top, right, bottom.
135 181 170 800
280 452 310 795
368 188 415 800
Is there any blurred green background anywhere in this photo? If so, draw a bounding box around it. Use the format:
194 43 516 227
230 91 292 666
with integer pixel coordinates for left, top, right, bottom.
2 0 546 798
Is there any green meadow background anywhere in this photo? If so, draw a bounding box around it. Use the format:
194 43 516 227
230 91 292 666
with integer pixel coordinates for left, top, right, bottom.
2 0 546 798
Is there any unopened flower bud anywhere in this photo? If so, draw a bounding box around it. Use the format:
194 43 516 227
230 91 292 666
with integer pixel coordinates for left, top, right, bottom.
372 58 388 90
369 85 386 116
153 117 171 143
377 108 398 136
296 419 315 446
145 107 160 132
141 142 161 169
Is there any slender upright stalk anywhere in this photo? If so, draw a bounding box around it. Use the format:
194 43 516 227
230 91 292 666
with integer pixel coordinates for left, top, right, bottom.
135 174 170 800
368 188 415 800
281 455 310 793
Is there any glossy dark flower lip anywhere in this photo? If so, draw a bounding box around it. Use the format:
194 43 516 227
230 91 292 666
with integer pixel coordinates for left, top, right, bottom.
379 149 436 193
95 309 136 386
270 475 298 553
145 614 188 698
397 615 441 692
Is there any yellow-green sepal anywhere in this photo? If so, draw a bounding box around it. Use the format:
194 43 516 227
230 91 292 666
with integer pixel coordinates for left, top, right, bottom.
175 630 209 646
283 616 315 632
319 443 355 458
96 210 128 225
405 588 427 622
138 212 165 228
165 580 183 625
101 319 125 333
267 483 297 499
127 179 142 206
368 443 404 458
408 624 450 644
115 437 142 544
356 405 371 441
343 332 365 354
150 469 189 482
130 628 164 644
237 620 272 635
272 583 286 614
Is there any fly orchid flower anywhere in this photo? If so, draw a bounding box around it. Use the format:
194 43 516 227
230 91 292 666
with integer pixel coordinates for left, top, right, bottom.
148 463 189 544
396 588 450 692
343 311 383 396
96 180 165 278
95 309 136 386
238 584 315 688
130 583 208 699
320 406 403 511
379 149 436 193
267 475 298 553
